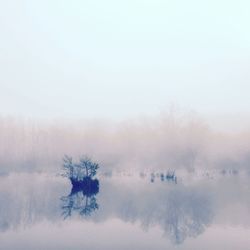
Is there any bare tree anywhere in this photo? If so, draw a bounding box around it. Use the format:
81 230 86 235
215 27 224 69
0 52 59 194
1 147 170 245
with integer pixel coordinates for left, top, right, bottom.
79 156 99 178
62 155 74 178
62 155 99 181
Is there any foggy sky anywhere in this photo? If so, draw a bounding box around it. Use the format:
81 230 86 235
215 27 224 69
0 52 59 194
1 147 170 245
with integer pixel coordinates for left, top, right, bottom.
0 1 250 120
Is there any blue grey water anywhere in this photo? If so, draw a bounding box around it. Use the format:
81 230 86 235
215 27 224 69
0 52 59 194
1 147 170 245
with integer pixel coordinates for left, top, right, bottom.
0 172 250 250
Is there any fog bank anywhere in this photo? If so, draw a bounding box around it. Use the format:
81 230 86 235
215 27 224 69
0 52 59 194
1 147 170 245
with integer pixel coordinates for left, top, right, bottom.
0 113 250 174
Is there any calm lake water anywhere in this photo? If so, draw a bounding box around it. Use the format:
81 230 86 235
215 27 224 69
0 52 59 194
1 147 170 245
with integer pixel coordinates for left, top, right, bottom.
0 172 250 250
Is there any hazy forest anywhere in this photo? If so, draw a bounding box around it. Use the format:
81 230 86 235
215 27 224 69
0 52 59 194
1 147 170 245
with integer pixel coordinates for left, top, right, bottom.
1 113 250 174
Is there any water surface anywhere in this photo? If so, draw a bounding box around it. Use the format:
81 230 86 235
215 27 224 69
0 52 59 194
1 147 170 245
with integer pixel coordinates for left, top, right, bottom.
0 172 249 249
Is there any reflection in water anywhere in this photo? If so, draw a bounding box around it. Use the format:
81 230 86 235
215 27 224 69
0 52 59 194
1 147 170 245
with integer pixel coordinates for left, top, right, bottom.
110 183 212 244
159 189 212 244
0 173 250 249
61 179 99 218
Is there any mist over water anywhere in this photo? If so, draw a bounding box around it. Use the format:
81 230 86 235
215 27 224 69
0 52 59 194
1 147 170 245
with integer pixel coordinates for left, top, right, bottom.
0 172 250 249
0 112 250 175
0 112 250 249
1 0 250 248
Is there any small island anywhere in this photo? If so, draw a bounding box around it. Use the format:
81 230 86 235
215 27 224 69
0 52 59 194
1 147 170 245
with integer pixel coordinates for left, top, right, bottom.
62 155 99 194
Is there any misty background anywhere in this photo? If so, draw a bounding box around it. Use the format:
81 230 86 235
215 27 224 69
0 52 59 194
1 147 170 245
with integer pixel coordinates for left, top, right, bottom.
0 113 250 174
0 1 250 173
1 3 250 250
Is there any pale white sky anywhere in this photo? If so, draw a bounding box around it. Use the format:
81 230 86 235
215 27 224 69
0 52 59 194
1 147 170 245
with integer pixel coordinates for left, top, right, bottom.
0 0 250 120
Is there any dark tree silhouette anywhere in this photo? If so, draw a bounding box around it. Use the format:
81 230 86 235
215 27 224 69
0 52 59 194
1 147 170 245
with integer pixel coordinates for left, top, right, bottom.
61 155 100 218
78 156 99 178
61 181 99 219
62 155 99 187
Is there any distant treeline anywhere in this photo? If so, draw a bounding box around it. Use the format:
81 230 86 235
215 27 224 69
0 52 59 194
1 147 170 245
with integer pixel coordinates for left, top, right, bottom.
0 114 250 173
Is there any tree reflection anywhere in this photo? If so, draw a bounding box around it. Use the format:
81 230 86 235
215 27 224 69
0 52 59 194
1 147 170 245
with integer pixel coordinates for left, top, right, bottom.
115 184 212 244
4 173 249 246
61 179 99 219
160 189 212 244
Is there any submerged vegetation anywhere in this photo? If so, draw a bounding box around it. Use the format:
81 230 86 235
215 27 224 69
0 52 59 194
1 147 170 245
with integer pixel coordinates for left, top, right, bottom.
150 170 177 183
